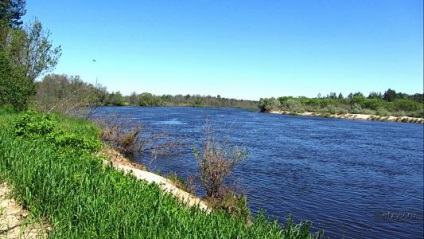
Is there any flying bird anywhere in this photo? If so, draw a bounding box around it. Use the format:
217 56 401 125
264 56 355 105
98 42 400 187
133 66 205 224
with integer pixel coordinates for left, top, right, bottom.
92 59 97 62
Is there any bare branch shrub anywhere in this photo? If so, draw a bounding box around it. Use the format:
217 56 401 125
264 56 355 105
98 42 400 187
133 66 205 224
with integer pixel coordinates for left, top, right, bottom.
96 117 183 159
34 74 106 119
193 125 249 219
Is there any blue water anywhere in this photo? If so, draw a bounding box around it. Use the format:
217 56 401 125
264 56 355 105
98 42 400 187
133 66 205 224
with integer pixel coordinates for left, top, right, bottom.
93 107 423 238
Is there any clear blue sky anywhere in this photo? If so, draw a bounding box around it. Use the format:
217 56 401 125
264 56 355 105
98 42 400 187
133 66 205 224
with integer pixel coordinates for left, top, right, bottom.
23 0 423 100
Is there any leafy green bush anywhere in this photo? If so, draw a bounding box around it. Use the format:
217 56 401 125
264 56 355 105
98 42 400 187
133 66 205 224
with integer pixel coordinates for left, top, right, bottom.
258 97 281 112
14 112 56 138
351 103 363 114
376 108 391 116
14 112 100 155
47 130 100 155
281 98 304 113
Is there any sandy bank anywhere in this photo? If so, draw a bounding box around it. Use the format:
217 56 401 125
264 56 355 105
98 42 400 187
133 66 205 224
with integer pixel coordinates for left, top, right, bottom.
269 110 424 124
0 183 48 239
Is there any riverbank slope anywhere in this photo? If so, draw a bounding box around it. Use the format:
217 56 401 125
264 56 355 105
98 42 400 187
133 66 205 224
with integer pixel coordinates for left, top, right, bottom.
0 112 321 238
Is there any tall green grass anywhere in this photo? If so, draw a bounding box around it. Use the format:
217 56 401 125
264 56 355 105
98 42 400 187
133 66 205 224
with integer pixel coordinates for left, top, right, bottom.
0 112 322 238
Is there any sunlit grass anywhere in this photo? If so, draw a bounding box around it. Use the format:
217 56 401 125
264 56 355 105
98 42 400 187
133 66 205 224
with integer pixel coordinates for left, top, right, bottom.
0 112 322 238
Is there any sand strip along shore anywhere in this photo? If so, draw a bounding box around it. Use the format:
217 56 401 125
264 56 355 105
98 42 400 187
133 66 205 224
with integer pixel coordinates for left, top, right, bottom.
103 160 211 212
100 148 211 213
269 110 424 123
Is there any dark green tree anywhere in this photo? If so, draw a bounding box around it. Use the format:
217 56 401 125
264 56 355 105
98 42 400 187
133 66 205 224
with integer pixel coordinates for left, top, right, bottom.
5 18 62 81
258 97 281 112
0 50 33 111
383 89 396 102
0 0 26 28
368 92 382 99
1 16 61 111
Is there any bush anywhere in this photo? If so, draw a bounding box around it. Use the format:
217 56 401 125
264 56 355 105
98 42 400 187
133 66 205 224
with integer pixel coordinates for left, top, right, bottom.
193 130 247 200
258 98 281 112
281 98 304 113
193 126 250 220
14 112 100 155
351 103 363 114
376 108 390 116
14 112 56 138
96 118 182 159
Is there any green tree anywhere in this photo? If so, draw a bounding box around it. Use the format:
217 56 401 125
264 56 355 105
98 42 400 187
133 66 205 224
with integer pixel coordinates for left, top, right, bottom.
128 91 138 105
34 74 104 115
383 89 396 102
368 92 382 99
258 97 281 112
108 91 126 106
0 17 61 111
5 18 62 81
0 50 33 111
139 92 160 106
0 0 26 28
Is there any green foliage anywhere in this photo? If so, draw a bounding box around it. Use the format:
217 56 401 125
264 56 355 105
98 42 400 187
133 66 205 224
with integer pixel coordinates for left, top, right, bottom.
47 130 100 155
5 18 62 81
383 88 397 102
259 88 423 121
376 108 391 116
35 74 104 115
0 50 34 111
280 98 304 113
362 98 383 111
138 92 160 106
258 97 281 112
106 91 126 106
1 15 61 112
14 112 55 137
0 0 26 28
281 215 324 239
389 99 422 112
14 112 100 155
0 113 322 238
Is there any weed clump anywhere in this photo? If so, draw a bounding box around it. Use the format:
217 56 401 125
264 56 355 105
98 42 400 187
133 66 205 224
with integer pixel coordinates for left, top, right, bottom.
193 126 250 220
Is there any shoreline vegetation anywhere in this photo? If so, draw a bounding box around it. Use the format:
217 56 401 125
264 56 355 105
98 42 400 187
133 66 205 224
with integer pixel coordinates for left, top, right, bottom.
30 74 423 125
0 112 323 238
259 89 423 124
269 110 424 124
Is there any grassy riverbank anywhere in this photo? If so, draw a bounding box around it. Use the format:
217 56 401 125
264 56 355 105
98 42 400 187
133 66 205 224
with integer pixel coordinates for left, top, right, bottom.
0 112 321 238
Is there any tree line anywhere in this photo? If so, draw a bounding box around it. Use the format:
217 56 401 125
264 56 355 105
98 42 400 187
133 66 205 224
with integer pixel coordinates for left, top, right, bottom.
34 73 258 111
259 90 424 118
1 1 421 119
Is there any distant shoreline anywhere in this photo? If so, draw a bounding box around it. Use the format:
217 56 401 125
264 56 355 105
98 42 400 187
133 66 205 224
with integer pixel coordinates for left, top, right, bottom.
268 110 424 124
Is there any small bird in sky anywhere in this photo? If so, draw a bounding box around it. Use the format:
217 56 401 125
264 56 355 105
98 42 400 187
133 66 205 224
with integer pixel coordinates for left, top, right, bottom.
92 59 97 62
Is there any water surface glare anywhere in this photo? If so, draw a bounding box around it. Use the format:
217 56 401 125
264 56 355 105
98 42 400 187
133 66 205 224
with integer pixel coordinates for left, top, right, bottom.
93 107 423 238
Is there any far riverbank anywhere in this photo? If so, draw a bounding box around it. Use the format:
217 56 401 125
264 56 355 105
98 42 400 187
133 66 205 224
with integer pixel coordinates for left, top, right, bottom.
269 110 424 124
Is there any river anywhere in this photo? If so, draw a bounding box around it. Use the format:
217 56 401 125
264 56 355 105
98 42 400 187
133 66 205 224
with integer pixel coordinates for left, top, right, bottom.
93 106 423 238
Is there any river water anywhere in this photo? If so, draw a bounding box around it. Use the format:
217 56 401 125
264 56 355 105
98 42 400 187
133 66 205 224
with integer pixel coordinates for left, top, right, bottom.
93 106 423 238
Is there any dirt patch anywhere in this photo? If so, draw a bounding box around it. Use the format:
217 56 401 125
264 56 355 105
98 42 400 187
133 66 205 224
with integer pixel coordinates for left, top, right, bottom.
0 183 48 239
